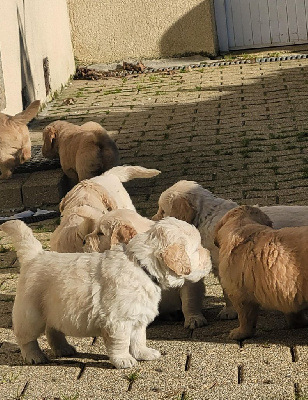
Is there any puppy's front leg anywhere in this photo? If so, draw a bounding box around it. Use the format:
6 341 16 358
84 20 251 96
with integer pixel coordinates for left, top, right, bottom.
45 327 77 357
180 280 208 329
129 325 161 361
102 327 137 369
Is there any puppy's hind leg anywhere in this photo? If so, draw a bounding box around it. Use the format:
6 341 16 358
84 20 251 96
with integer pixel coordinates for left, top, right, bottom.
102 325 137 369
45 327 77 357
13 301 48 364
129 324 161 361
229 300 259 341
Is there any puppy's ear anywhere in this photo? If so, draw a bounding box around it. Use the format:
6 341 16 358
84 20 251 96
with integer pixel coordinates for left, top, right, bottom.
78 217 97 238
161 243 191 275
12 100 40 124
213 218 225 248
42 126 57 150
169 197 196 223
101 193 117 212
111 224 137 246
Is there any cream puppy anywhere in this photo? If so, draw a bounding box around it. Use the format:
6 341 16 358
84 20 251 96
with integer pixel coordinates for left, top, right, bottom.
50 205 104 252
54 165 160 253
153 180 308 320
59 165 161 215
0 100 40 179
214 205 308 340
83 208 209 329
42 120 119 185
1 218 211 369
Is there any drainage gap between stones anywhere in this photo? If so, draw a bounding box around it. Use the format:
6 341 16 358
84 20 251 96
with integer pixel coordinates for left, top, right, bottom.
185 351 192 371
77 362 86 380
290 346 298 362
237 364 243 384
16 380 29 399
294 383 302 399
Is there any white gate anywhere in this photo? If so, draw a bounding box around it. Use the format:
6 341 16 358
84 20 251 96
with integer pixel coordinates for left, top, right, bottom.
214 0 308 52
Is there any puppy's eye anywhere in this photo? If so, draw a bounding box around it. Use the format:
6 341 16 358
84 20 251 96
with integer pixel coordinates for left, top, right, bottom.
98 232 105 237
82 239 86 245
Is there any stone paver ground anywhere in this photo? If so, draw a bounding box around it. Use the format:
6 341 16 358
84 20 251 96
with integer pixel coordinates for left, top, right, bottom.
1 57 308 399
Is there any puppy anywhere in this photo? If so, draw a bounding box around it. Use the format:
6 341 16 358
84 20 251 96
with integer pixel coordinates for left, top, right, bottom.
42 120 119 185
1 218 211 369
0 100 40 179
83 209 155 253
153 180 308 320
83 209 205 329
59 165 161 215
50 205 104 252
214 205 308 340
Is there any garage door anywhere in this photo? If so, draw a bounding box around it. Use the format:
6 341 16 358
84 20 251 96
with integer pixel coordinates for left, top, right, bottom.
214 0 308 52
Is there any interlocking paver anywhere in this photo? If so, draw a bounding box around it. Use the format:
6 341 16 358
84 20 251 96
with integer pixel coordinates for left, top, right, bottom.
2 56 308 398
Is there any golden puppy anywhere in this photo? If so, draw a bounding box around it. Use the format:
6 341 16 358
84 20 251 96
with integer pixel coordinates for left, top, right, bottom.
214 205 308 341
0 100 40 179
42 120 119 185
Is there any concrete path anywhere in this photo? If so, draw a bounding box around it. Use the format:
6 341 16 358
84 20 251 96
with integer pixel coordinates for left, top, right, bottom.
1 56 308 399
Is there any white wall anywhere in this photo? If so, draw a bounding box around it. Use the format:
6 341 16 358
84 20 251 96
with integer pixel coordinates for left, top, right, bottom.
0 0 75 115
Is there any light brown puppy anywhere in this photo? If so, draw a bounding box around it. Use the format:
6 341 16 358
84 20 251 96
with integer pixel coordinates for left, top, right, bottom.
42 120 119 185
214 205 308 341
0 100 40 179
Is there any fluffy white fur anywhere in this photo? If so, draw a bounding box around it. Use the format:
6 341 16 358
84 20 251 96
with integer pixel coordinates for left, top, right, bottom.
50 205 104 252
83 208 207 329
1 217 211 369
153 180 308 320
0 100 40 179
59 165 161 215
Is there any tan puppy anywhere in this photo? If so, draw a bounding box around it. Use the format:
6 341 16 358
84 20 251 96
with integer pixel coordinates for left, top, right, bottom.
214 205 308 340
83 208 208 329
0 100 40 179
1 218 211 369
50 205 104 252
42 120 119 185
153 180 308 320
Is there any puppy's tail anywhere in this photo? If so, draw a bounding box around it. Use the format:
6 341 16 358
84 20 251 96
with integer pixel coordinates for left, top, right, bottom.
1 220 43 264
104 165 161 182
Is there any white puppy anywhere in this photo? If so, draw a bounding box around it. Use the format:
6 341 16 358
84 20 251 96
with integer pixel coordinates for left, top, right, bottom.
50 205 104 252
83 208 209 329
1 218 211 369
153 180 308 320
59 165 161 214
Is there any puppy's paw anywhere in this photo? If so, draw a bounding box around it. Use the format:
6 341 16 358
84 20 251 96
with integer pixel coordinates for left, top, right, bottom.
184 314 208 329
21 341 49 365
133 347 161 361
53 343 77 357
217 306 238 320
111 355 138 369
229 328 252 341
24 350 49 365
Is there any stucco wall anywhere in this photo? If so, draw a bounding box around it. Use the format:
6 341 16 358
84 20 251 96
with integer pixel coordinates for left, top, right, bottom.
67 0 218 65
0 0 75 115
